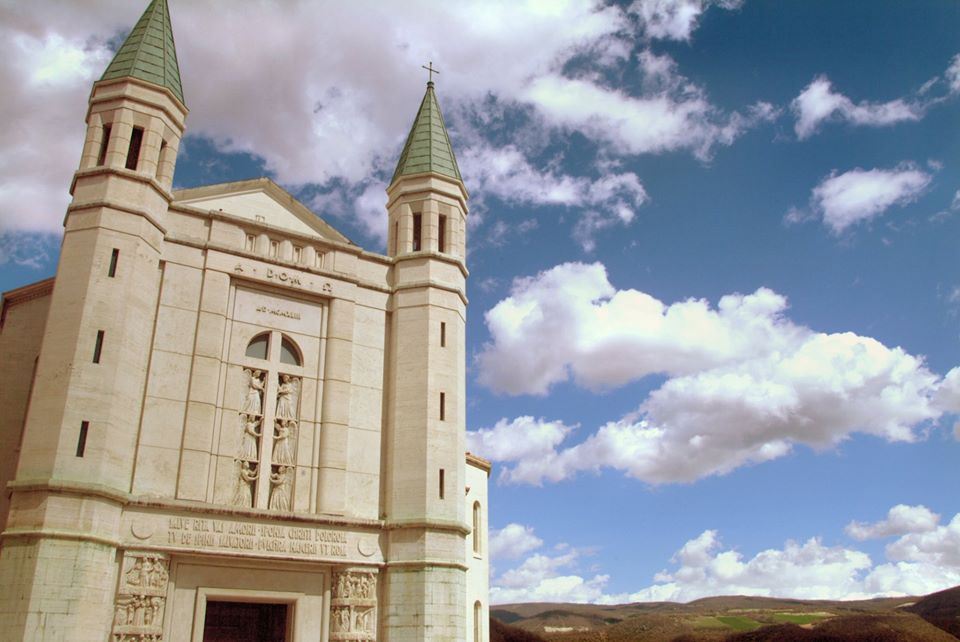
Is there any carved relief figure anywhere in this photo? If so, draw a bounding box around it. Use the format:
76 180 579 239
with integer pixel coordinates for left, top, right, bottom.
112 554 169 642
331 569 378 640
232 460 259 507
275 374 299 420
240 416 261 460
333 607 350 632
114 595 136 626
268 466 292 511
240 369 264 416
272 420 296 465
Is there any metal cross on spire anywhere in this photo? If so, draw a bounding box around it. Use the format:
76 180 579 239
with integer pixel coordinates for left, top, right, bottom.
422 61 440 84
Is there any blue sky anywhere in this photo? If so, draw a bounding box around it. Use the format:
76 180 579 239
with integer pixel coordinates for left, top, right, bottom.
1 0 959 603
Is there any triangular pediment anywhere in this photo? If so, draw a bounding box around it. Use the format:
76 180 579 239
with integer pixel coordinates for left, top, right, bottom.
173 178 352 244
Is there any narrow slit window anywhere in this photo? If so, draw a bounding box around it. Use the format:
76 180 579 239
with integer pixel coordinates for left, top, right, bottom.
125 127 144 170
93 330 105 363
440 322 446 347
439 469 445 499
245 234 256 252
439 392 446 421
270 240 279 258
438 215 447 253
474 602 482 642
413 213 422 251
156 139 167 178
394 221 399 253
76 421 89 457
108 248 119 277
97 124 112 166
293 246 303 263
473 502 482 553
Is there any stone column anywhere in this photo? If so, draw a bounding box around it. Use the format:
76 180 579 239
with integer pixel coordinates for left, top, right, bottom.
316 298 353 515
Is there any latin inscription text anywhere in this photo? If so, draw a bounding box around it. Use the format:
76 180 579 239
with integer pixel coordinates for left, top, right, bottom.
167 517 348 558
255 305 301 320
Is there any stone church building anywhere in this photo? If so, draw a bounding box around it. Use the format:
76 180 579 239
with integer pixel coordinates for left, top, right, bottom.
0 0 490 640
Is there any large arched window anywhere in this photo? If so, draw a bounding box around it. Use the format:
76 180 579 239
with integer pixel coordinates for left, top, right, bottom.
245 332 302 366
245 332 269 359
234 332 303 510
279 335 301 366
473 501 482 555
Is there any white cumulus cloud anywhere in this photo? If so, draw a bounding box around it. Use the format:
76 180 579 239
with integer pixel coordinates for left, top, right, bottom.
0 1 773 256
792 76 922 140
628 531 873 603
490 524 544 561
489 525 610 604
493 507 960 604
629 0 744 42
946 53 960 94
459 145 648 251
885 513 960 568
791 53 960 140
808 163 933 234
473 261 946 485
846 504 941 541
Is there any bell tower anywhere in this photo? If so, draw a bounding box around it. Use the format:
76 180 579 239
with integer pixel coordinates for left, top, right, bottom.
0 1 187 638
382 78 470 639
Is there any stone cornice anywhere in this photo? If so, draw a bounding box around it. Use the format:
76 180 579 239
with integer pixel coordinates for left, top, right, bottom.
384 518 470 536
466 452 492 474
6 479 385 531
89 76 188 128
0 277 55 328
392 279 469 306
164 234 393 297
70 165 174 205
392 250 469 278
384 559 469 572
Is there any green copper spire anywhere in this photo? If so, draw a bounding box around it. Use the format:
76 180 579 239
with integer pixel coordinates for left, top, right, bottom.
100 0 184 104
391 81 462 184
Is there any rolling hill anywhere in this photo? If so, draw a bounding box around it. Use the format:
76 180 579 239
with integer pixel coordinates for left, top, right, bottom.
491 585 960 641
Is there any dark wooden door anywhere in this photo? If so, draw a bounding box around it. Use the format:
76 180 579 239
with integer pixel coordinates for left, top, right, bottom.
203 601 287 642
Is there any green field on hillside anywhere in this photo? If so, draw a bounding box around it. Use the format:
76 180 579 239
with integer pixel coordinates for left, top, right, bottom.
771 612 831 625
716 615 762 631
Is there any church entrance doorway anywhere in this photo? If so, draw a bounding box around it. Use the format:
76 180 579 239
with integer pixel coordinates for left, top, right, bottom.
202 601 289 642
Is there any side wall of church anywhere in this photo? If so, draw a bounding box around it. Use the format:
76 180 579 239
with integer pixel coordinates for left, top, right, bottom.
465 458 490 642
0 284 53 536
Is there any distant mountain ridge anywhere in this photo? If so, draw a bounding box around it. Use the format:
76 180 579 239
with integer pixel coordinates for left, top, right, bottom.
491 585 960 641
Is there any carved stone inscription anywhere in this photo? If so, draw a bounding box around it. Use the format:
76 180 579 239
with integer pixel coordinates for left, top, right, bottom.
330 568 378 641
166 517 348 559
233 286 322 335
111 552 169 642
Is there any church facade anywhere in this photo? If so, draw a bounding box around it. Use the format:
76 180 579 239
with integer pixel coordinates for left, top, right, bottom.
0 1 489 640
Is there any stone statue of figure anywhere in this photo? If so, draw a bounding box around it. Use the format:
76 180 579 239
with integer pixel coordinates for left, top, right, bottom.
268 466 291 511
240 369 264 416
240 416 261 460
275 374 299 421
233 460 258 507
272 420 296 465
